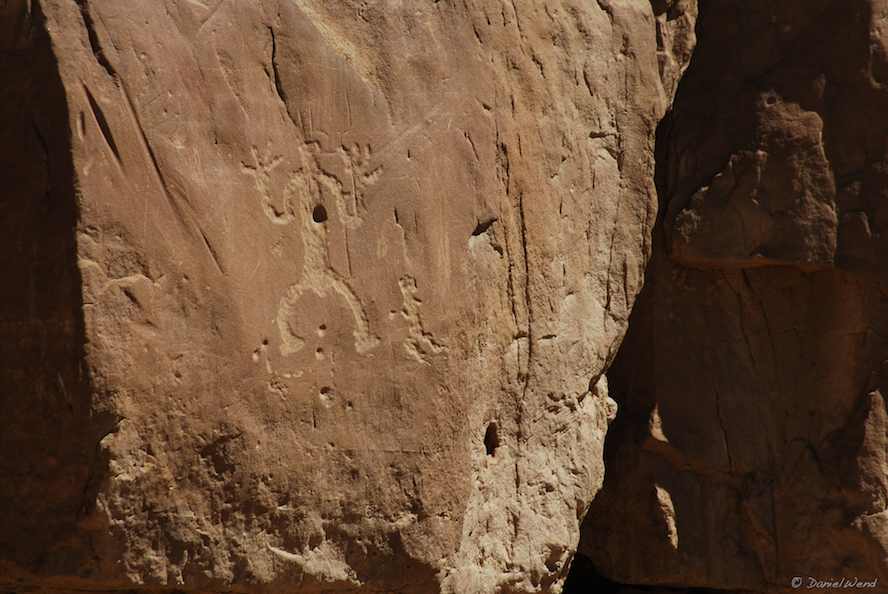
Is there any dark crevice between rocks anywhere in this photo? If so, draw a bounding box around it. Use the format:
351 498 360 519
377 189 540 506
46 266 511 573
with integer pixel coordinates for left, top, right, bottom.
562 554 623 594
563 554 737 594
0 1 117 586
571 0 888 590
565 1 710 592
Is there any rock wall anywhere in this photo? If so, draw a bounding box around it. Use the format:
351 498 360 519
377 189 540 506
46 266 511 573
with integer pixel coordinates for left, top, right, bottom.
1 1 678 593
13 1 882 592
581 0 888 590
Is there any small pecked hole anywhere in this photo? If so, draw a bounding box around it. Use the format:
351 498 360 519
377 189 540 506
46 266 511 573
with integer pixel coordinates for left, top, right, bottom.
312 204 328 223
484 423 500 457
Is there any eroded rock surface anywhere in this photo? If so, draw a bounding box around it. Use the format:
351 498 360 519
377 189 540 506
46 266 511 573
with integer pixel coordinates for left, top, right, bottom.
581 0 888 591
1 1 677 592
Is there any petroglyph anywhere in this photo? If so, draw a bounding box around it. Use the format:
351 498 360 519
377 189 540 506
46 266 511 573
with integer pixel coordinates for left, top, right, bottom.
243 141 382 358
266 542 361 587
276 202 380 355
312 142 382 229
9 2 710 592
397 276 446 364
241 144 297 225
242 141 381 228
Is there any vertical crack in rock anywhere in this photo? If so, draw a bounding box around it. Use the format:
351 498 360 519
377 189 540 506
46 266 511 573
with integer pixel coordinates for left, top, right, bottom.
82 83 122 166
267 23 300 133
74 0 117 81
518 188 533 436
712 386 734 472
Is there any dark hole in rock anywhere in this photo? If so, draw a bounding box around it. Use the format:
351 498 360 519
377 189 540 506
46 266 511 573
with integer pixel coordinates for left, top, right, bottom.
312 204 328 223
484 422 499 456
471 217 497 237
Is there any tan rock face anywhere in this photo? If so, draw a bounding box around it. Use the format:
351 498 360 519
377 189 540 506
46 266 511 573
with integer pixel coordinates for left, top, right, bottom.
1 1 675 592
581 0 888 590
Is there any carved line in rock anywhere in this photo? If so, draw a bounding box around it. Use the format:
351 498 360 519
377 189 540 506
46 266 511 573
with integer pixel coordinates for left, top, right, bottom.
397 275 447 365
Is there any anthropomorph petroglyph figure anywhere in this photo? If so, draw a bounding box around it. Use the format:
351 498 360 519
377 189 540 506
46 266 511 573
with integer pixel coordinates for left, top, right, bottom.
242 144 299 225
243 141 381 356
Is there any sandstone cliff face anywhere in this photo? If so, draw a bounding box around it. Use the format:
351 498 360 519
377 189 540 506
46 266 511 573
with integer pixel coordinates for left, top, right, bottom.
581 0 888 590
1 1 677 592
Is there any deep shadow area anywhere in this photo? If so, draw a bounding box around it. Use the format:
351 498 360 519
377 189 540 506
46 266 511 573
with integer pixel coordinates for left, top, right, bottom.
562 554 624 593
0 0 116 583
561 554 751 594
564 17 689 589
572 0 888 590
564 554 734 594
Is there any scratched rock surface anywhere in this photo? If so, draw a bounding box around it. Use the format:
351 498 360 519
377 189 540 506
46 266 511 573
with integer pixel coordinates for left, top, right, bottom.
580 0 888 591
1 0 674 592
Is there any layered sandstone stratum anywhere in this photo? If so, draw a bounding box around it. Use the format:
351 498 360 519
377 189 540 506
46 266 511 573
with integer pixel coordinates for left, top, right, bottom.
1 1 885 594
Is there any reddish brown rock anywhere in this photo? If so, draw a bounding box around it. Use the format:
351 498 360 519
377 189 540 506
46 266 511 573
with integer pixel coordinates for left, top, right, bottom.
1 1 678 592
581 0 888 591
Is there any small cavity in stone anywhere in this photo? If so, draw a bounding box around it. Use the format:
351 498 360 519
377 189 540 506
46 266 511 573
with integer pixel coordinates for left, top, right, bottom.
484 422 500 456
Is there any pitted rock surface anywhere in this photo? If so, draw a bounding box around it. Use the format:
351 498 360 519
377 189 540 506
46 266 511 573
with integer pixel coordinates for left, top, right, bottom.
1 1 677 592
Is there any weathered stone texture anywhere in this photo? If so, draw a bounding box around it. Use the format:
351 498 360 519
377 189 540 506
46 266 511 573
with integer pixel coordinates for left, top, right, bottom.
1 1 675 592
